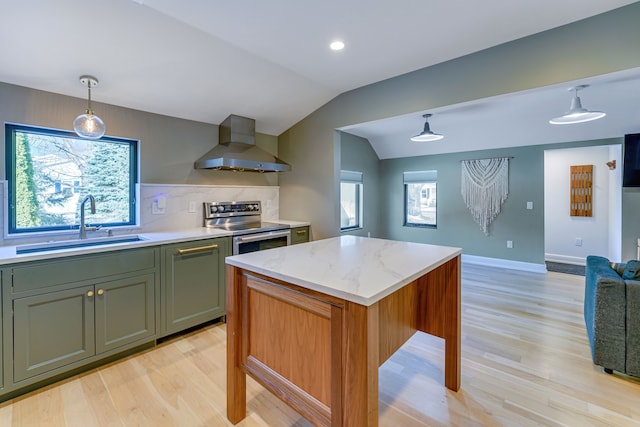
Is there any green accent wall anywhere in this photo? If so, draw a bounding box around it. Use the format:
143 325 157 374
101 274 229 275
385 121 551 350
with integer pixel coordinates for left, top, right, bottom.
278 3 640 262
339 131 381 238
380 138 621 264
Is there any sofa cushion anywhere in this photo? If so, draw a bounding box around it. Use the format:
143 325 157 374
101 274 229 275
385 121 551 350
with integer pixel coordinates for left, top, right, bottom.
623 260 640 280
627 279 640 377
584 255 627 372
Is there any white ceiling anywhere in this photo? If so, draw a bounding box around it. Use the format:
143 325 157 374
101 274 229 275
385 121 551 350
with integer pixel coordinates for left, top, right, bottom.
342 68 640 159
1 0 638 156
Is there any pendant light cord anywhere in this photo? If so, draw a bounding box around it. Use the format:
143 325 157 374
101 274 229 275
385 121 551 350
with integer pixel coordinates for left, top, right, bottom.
86 82 93 114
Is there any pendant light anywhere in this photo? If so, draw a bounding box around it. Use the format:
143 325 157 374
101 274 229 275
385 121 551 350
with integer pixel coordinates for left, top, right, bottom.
73 75 106 139
411 113 443 142
549 85 605 125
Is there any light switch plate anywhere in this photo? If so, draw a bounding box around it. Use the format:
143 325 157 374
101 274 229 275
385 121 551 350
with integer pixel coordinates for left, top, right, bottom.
526 201 533 210
188 201 197 213
156 196 166 209
152 196 166 215
151 203 164 215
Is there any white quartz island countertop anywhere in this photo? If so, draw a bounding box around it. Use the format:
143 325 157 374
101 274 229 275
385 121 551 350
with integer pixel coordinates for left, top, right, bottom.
226 235 461 306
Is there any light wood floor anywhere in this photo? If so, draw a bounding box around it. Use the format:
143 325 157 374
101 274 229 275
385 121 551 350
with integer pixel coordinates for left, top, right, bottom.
1 264 639 426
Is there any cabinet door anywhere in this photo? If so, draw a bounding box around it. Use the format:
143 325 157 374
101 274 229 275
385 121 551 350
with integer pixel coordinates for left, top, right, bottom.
95 273 156 354
162 238 228 335
13 286 95 382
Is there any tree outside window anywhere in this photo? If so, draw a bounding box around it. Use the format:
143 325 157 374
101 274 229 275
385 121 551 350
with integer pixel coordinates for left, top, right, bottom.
404 170 437 227
6 124 138 235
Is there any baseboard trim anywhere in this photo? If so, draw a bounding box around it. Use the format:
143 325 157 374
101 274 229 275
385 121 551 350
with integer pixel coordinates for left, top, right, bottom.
462 254 547 274
544 253 586 266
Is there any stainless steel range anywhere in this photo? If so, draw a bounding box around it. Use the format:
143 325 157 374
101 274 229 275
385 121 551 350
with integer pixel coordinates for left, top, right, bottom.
203 201 290 254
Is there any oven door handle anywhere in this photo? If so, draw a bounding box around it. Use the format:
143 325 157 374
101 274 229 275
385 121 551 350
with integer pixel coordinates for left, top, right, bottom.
234 230 291 243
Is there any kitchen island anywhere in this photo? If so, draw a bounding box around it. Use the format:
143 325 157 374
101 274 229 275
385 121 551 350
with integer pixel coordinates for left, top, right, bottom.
225 236 461 427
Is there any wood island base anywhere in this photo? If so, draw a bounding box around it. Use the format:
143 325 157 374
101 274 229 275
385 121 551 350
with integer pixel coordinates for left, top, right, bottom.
226 255 460 427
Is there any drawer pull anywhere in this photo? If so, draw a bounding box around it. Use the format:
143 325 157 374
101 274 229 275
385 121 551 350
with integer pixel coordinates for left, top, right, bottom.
87 290 94 297
97 289 104 296
176 244 218 256
296 229 307 235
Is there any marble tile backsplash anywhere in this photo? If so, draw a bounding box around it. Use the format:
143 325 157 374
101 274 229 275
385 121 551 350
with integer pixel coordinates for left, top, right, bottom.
1 181 279 244
140 183 280 232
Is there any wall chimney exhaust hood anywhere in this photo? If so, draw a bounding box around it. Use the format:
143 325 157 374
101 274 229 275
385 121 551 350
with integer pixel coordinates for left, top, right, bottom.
194 114 291 172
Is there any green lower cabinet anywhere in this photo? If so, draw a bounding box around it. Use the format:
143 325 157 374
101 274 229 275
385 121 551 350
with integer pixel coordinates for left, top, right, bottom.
95 273 156 354
291 226 310 245
13 285 96 382
13 272 156 383
161 238 229 336
8 247 159 392
1 238 233 399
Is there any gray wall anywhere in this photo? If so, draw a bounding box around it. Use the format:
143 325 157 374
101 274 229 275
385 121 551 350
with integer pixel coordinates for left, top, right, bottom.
0 82 279 186
279 3 640 262
339 131 381 238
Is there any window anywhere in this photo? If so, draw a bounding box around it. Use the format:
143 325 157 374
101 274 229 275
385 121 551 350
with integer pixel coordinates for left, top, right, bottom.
404 170 437 228
340 170 363 231
5 123 138 235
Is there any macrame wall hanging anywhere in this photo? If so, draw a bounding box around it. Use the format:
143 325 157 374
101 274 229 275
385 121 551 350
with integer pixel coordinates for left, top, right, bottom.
461 157 509 235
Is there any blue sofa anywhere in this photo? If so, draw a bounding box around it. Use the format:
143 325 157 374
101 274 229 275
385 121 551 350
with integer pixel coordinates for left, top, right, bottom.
584 255 640 376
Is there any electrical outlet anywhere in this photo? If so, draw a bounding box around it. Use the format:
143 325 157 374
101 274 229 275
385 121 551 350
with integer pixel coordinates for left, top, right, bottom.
507 240 513 248
526 201 533 210
575 238 583 246
188 201 197 213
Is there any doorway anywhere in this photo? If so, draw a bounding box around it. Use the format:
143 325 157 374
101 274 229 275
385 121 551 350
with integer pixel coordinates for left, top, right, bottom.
544 144 622 265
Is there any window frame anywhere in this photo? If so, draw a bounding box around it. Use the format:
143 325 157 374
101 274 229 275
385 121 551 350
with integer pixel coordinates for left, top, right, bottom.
5 123 139 236
403 170 438 228
340 170 363 232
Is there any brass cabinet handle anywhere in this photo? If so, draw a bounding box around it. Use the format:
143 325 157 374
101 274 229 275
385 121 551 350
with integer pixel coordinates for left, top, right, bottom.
97 289 104 296
87 290 94 297
176 244 218 256
296 229 307 235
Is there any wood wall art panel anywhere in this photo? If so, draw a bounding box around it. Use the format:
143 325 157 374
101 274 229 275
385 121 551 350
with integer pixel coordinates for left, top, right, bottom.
570 165 593 217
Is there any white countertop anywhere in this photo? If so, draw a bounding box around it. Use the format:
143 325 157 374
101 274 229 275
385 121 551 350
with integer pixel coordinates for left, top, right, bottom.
225 235 461 306
0 228 234 265
0 219 309 265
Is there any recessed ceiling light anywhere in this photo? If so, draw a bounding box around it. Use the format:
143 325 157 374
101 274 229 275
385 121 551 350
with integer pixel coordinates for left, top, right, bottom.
330 41 345 51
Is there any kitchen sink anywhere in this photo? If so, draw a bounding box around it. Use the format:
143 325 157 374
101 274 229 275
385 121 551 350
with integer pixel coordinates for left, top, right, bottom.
16 235 147 254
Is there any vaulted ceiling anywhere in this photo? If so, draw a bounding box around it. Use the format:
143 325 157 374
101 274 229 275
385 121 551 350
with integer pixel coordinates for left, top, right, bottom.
1 0 637 156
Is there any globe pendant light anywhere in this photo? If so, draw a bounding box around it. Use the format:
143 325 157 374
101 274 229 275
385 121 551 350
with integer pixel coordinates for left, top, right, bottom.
549 85 606 125
411 113 443 142
73 75 106 139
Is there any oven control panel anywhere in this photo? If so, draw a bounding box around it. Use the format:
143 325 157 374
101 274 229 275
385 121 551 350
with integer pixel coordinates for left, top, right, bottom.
204 201 261 219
